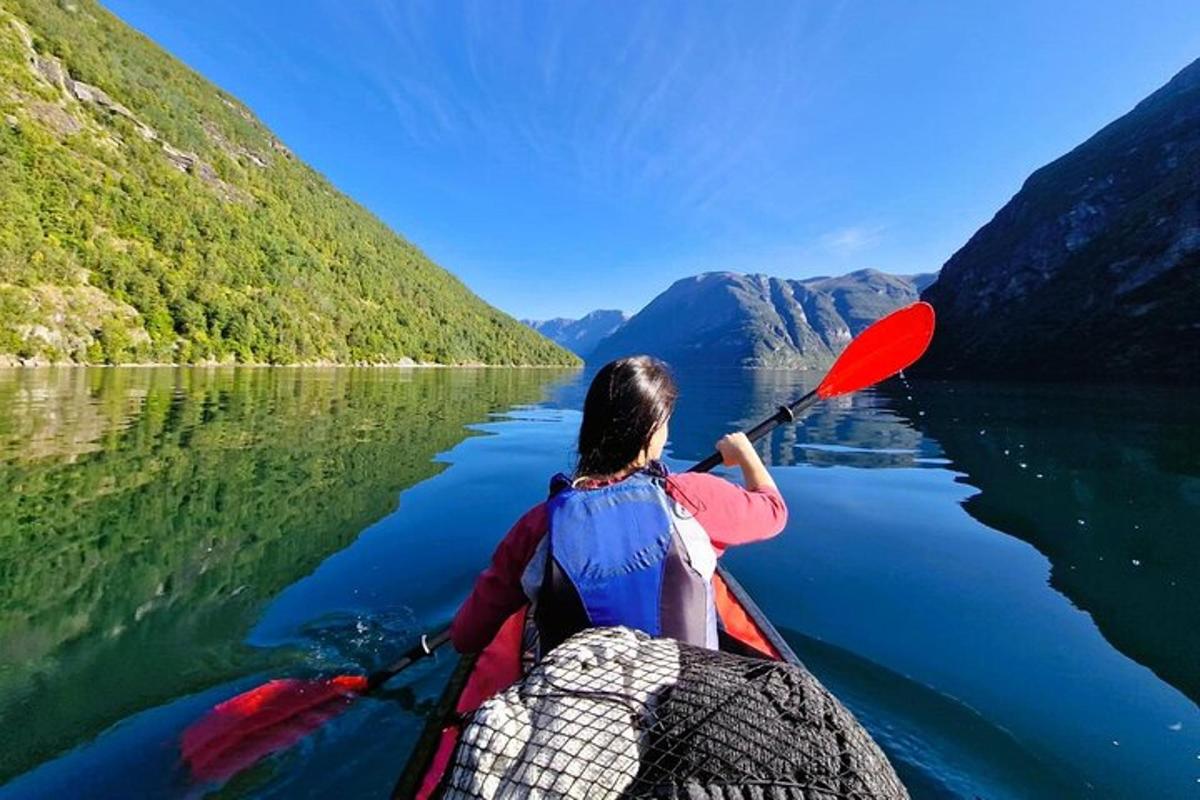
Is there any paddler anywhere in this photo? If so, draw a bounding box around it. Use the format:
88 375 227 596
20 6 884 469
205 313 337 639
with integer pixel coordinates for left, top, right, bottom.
450 356 788 657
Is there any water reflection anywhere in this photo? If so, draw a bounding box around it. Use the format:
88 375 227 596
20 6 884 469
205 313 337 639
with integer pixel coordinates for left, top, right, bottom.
888 380 1200 706
3 366 1197 798
553 367 934 470
0 367 571 783
782 627 1079 799
672 369 931 470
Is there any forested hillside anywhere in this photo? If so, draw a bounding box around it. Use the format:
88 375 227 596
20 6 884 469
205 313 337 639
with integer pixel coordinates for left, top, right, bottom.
0 0 576 365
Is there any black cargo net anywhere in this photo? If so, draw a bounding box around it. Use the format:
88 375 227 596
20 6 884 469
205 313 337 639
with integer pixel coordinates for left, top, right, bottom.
438 627 908 799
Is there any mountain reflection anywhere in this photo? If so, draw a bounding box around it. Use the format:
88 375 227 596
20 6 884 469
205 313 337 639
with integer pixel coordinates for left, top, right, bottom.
660 368 929 469
887 380 1200 706
0 366 569 782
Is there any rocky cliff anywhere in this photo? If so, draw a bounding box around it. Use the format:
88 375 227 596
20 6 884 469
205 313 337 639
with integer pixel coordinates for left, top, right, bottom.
919 58 1200 383
590 269 928 368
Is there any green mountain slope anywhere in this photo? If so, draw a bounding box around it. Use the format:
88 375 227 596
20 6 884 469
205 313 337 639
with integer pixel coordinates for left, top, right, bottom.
0 0 577 366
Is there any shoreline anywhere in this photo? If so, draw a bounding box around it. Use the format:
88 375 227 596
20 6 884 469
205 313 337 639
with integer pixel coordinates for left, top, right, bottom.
0 361 582 370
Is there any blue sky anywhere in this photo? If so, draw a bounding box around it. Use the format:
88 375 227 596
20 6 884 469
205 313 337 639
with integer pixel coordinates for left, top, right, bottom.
105 1 1200 320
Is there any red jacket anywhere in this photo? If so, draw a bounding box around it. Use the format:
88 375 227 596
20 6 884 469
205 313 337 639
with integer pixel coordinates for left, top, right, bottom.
450 471 788 653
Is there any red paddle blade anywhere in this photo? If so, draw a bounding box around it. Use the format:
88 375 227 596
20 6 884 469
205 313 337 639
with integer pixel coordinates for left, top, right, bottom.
182 674 367 783
816 301 935 399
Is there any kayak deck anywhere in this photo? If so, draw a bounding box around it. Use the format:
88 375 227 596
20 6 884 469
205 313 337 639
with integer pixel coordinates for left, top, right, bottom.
392 565 799 799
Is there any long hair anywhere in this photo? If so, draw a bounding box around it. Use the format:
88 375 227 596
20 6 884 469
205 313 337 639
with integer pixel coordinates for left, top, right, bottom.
575 356 678 478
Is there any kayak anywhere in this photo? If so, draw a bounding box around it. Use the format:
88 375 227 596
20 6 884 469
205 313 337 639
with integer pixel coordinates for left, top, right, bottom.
387 301 939 796
392 564 804 799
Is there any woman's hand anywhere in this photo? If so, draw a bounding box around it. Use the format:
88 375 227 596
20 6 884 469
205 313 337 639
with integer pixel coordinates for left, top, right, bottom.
716 432 756 467
715 432 778 492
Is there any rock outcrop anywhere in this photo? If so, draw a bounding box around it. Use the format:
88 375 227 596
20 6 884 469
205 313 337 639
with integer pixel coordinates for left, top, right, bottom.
919 58 1200 384
10 15 249 202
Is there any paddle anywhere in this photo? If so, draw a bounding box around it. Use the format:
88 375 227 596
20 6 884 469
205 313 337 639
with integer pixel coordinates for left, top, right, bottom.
181 300 935 783
689 300 936 472
183 629 452 782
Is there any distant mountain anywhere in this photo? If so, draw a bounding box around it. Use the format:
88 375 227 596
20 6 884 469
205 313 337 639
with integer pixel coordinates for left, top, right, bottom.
0 0 575 366
590 269 926 368
919 58 1200 384
523 309 628 357
904 272 940 293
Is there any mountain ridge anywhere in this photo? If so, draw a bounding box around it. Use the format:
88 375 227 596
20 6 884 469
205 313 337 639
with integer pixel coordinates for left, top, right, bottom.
522 309 628 357
589 268 931 368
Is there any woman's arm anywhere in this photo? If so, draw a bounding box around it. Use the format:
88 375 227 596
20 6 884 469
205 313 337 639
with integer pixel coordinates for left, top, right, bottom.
667 435 787 550
449 504 547 653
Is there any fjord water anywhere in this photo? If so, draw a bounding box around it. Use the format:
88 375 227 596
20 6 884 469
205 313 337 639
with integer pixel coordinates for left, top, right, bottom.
1 368 1197 798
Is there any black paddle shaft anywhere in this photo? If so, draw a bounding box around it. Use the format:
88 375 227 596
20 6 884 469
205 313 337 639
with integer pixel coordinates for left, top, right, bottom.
687 388 820 474
367 627 453 689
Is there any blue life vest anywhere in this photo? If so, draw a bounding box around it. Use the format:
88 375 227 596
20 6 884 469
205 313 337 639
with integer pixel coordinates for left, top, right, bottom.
535 465 714 652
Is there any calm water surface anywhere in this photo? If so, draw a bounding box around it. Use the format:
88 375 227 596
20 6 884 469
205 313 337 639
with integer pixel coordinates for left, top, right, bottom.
0 367 1196 798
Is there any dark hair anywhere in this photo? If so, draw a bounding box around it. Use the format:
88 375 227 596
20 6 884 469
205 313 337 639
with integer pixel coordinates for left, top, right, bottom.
576 356 678 478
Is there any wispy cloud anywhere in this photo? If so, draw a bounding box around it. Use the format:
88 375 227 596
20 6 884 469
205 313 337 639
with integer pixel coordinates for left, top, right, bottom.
327 0 848 227
819 224 886 257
